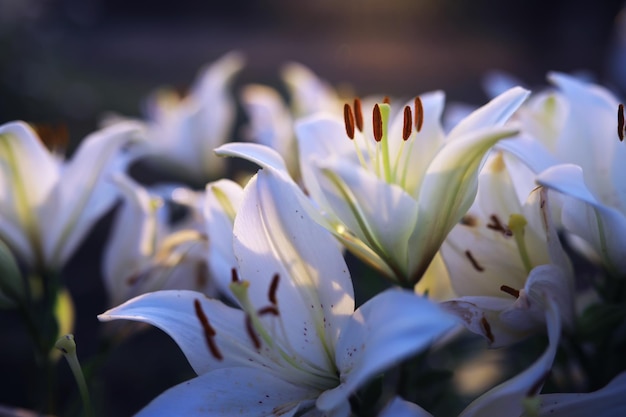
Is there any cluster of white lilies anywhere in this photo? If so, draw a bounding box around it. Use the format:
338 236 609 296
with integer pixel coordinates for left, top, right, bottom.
1 51 625 416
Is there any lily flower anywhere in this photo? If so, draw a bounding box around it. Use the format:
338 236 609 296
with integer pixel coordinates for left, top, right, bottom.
106 52 244 183
0 120 144 272
439 151 574 347
241 62 342 181
221 87 529 285
103 175 211 307
99 167 458 416
501 73 626 276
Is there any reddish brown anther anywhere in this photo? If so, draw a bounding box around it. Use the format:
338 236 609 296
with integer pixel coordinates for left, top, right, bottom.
487 214 512 236
231 268 240 283
402 105 413 141
414 97 424 132
268 274 280 305
258 305 280 316
481 317 495 343
373 104 383 142
383 96 391 104
618 103 625 142
344 103 355 139
354 98 364 132
500 285 520 298
194 299 223 360
465 250 485 272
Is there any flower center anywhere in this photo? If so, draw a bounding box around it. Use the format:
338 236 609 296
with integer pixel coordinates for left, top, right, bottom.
343 97 423 191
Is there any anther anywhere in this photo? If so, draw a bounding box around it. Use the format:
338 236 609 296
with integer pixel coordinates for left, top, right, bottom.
258 305 280 316
245 315 262 349
343 103 355 140
231 268 240 283
500 285 520 298
268 274 280 305
402 105 413 141
618 103 624 142
481 317 495 343
354 98 364 132
194 299 223 360
373 104 383 142
487 214 512 236
383 96 391 104
414 97 424 132
465 250 485 272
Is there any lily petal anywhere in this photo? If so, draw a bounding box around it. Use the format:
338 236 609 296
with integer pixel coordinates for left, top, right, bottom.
537 163 626 273
234 169 354 370
448 87 529 140
533 371 626 417
458 295 561 417
411 126 519 280
317 290 458 412
0 121 60 264
378 397 434 417
136 367 319 417
215 142 289 178
46 121 145 266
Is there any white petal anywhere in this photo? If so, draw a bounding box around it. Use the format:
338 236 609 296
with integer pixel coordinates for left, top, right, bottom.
281 62 340 116
204 179 244 297
0 121 60 264
215 142 289 178
378 397 434 417
448 87 529 140
534 371 626 417
458 295 561 417
537 164 626 272
45 121 145 266
296 114 353 208
102 173 159 306
315 158 419 280
411 126 518 279
317 290 457 411
99 290 264 375
234 169 354 371
136 367 318 417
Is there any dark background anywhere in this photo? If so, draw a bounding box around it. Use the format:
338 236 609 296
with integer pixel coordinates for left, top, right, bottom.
1 1 625 416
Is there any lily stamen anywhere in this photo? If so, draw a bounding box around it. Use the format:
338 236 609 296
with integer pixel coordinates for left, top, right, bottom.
343 103 355 140
487 214 513 236
268 273 280 305
414 96 424 132
194 299 223 360
465 250 485 272
354 98 364 132
500 285 520 299
618 103 624 141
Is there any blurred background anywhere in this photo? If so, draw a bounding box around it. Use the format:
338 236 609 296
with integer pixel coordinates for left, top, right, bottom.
1 0 625 415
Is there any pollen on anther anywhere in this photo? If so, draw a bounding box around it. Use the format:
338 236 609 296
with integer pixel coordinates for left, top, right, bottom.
343 103 355 140
402 105 413 141
618 103 625 142
268 274 280 305
354 98 364 132
373 104 383 142
194 299 223 360
414 97 424 132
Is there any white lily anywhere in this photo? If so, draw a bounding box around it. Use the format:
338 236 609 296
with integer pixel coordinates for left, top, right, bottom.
131 52 244 181
99 167 457 416
240 62 342 180
438 151 574 346
502 73 626 276
103 175 234 307
0 120 144 271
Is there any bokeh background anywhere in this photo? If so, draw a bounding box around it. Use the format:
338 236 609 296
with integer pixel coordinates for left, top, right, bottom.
1 1 625 415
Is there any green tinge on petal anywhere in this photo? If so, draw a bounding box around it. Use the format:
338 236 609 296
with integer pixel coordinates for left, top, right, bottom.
410 127 519 281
